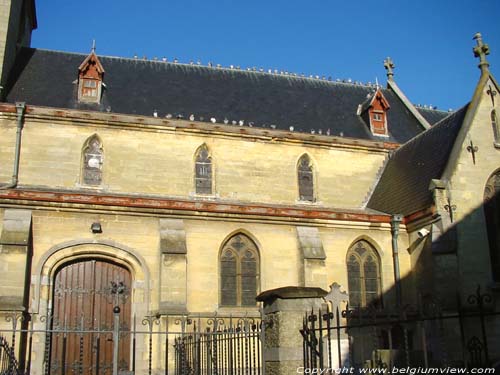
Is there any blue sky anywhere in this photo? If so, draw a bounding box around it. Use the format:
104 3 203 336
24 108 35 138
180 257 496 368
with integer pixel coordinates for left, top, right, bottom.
32 0 499 111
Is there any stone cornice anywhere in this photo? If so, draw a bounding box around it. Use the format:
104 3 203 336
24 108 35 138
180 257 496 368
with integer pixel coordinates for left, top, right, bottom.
0 188 393 224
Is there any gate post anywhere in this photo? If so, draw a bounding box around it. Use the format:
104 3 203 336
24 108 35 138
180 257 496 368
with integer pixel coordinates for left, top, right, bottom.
113 306 120 375
257 286 327 375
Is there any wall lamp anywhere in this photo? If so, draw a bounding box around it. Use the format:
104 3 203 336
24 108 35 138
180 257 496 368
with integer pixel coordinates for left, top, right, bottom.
91 222 102 233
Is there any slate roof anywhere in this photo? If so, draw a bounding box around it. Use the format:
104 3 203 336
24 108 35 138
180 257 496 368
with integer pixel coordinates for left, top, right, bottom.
367 104 468 215
6 48 444 143
417 107 450 125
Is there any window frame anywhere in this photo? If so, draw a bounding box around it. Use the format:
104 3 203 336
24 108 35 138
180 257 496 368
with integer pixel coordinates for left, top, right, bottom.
194 144 213 195
81 135 103 186
297 154 315 202
219 233 260 307
346 240 382 308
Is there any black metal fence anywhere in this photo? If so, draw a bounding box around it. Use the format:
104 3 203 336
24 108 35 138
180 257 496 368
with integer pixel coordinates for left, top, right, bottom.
0 312 262 375
301 286 500 371
0 335 21 375
173 316 262 375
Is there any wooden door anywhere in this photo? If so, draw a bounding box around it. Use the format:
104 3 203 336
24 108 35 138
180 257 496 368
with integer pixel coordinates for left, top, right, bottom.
50 259 131 374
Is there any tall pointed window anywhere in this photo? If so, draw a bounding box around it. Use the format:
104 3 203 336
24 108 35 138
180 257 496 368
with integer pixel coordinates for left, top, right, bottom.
195 144 212 194
491 110 500 147
346 240 382 308
484 170 500 281
220 233 259 307
82 135 103 186
298 154 314 202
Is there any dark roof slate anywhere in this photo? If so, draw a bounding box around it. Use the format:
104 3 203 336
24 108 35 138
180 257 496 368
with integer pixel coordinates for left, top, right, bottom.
5 48 442 143
367 105 468 215
417 107 450 125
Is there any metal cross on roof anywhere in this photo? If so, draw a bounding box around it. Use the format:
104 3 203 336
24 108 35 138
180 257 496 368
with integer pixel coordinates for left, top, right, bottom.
384 57 395 80
473 33 490 70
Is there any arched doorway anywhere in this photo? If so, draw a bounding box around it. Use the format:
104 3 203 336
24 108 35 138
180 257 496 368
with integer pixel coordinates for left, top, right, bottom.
49 259 132 374
484 170 500 281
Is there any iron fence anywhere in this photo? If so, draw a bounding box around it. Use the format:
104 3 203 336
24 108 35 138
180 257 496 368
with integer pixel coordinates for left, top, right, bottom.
301 286 500 371
173 316 262 375
0 335 21 375
0 312 262 375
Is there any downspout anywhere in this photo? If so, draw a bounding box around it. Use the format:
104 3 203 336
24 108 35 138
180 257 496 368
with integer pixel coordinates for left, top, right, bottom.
390 214 403 307
0 102 26 189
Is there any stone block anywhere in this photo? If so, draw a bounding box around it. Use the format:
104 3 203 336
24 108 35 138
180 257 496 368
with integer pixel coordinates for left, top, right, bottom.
159 219 187 254
0 209 32 246
296 226 325 259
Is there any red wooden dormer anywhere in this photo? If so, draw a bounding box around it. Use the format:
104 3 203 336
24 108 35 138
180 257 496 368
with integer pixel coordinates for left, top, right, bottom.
77 49 105 103
358 88 391 136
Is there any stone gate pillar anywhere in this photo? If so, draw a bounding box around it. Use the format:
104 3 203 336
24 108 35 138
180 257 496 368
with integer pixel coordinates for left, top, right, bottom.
257 286 327 375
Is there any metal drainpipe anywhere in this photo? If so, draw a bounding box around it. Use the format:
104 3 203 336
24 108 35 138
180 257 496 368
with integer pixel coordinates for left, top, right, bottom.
0 102 26 190
391 214 403 307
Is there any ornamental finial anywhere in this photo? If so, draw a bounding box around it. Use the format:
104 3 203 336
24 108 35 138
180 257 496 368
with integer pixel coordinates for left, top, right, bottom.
384 57 395 81
473 33 490 71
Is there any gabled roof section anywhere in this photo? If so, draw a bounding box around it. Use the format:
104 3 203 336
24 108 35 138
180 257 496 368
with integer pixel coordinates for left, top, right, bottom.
417 107 450 125
4 48 444 144
387 79 431 130
367 105 468 215
78 51 105 75
359 88 390 114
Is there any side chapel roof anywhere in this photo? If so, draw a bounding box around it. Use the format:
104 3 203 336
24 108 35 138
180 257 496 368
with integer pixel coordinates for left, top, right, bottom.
5 47 449 144
367 104 469 216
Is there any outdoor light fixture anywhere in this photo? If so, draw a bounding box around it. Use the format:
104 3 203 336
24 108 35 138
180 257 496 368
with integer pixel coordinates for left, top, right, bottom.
417 228 430 238
91 222 102 233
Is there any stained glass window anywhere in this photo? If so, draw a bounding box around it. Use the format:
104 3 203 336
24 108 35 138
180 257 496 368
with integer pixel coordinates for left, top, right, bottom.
346 240 382 308
220 234 259 307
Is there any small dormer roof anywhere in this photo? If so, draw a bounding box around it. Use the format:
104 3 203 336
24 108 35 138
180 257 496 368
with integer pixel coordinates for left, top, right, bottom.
78 51 105 76
359 88 390 115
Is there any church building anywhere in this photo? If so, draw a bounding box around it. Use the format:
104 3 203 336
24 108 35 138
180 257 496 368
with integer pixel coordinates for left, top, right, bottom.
0 0 499 373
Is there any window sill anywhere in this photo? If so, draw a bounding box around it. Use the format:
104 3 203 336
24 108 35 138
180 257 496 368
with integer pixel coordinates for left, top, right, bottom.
216 306 261 317
75 183 107 191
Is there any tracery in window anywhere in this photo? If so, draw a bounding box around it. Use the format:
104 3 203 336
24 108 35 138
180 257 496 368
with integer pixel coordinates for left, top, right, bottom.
298 154 314 202
484 170 500 281
82 135 103 186
220 233 259 307
195 144 212 194
346 240 382 308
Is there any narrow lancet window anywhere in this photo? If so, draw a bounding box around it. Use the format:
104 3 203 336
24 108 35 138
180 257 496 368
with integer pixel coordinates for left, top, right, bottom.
82 135 103 186
195 144 212 194
298 154 314 202
492 110 499 146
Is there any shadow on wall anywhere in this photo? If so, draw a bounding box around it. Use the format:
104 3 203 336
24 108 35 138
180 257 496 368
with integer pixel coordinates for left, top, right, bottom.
316 190 500 370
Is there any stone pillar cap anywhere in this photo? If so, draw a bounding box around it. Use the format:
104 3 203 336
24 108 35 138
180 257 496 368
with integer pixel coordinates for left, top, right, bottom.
256 286 327 303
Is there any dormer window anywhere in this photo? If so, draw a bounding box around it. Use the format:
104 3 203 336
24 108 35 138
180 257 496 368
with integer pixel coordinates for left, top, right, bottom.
77 50 105 104
82 79 98 98
358 88 390 137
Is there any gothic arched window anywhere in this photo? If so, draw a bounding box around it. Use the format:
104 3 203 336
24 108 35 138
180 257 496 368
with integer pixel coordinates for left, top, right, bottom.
82 135 103 186
298 154 314 202
220 233 259 307
484 170 500 281
491 110 500 146
195 144 212 194
346 240 382 308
